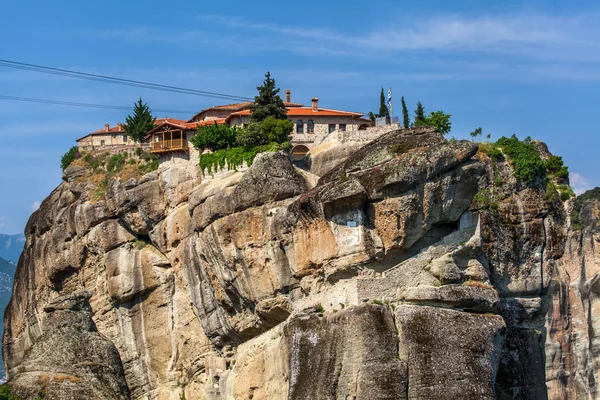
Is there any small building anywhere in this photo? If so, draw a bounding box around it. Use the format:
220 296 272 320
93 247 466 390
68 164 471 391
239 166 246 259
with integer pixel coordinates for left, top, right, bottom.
76 118 187 151
145 119 226 155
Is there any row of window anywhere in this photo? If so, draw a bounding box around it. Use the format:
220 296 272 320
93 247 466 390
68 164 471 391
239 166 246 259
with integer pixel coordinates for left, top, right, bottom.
99 135 129 146
296 120 346 134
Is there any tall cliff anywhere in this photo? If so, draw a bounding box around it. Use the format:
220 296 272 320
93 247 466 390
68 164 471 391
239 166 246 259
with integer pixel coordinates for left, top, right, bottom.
2 128 580 399
546 190 600 399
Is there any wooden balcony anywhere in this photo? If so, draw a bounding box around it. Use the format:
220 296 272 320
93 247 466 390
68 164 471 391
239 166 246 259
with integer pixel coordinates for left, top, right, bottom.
151 138 188 154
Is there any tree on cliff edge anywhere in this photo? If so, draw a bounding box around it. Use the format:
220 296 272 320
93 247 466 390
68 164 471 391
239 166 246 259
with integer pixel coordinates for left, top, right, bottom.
250 72 287 122
401 96 410 128
379 88 390 123
414 101 426 126
125 98 156 143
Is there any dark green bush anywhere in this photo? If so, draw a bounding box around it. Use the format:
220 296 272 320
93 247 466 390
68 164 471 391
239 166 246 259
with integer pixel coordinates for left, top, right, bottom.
236 117 293 147
60 146 80 171
544 181 560 205
496 135 545 184
191 122 238 151
107 153 128 173
545 155 569 179
487 147 504 161
0 385 18 400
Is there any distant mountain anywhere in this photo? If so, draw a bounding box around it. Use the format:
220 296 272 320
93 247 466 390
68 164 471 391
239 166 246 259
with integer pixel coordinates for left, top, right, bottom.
0 233 25 263
0 257 16 379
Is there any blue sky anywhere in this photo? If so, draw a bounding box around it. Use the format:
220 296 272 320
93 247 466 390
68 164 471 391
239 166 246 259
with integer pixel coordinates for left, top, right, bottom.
0 0 599 234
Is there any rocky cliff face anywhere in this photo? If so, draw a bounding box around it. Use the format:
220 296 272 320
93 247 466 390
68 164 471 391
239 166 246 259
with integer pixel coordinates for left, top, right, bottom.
2 128 576 399
546 193 600 399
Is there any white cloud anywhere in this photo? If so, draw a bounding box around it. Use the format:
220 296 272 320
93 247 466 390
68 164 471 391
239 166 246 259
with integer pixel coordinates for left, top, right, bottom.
570 172 592 195
31 201 41 212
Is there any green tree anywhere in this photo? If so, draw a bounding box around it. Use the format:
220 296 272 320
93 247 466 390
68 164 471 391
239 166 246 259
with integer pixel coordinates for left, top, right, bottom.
379 88 390 123
470 127 483 141
60 146 79 171
191 122 238 151
424 111 452 135
236 117 293 147
250 72 287 122
414 102 426 126
401 96 410 128
124 98 156 142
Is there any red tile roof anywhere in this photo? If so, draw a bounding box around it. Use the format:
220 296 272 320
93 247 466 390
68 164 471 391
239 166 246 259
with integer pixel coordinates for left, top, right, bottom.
189 101 304 122
76 118 189 142
225 107 364 123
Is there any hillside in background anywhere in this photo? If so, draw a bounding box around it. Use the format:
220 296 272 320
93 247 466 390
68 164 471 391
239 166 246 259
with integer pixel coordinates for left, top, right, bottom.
0 234 25 263
0 257 16 380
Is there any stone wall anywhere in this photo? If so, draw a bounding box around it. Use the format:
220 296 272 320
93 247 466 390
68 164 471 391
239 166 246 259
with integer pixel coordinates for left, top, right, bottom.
77 132 133 150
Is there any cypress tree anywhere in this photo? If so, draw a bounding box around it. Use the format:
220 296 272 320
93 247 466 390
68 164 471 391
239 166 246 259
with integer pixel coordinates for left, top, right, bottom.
401 96 410 128
124 98 156 142
414 101 426 126
250 72 287 122
379 87 390 123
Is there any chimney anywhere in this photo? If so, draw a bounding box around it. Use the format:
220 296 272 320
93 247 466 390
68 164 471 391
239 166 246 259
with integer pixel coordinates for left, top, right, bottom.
118 123 123 131
105 123 110 132
285 89 291 103
311 97 319 112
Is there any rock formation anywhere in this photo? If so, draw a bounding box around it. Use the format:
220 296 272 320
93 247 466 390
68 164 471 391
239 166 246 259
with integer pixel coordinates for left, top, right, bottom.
546 192 600 399
2 127 582 399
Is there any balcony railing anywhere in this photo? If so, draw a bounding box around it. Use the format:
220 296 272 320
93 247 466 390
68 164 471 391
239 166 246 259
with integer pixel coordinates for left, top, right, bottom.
151 138 188 153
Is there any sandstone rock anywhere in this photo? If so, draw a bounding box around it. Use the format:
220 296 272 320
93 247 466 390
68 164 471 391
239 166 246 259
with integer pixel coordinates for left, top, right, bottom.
3 128 575 399
7 291 130 400
396 305 505 400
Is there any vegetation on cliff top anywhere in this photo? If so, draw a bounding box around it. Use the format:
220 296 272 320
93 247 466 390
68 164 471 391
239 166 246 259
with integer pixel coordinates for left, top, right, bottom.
191 72 293 174
60 146 79 171
124 98 156 143
571 187 600 230
0 385 18 400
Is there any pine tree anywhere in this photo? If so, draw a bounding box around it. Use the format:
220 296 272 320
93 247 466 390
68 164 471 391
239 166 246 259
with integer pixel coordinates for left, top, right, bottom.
401 96 410 128
250 72 287 122
379 88 390 123
124 98 156 142
414 101 426 126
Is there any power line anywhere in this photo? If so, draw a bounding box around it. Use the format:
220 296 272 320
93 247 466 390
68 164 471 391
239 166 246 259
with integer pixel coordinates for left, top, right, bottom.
0 59 253 102
0 95 197 114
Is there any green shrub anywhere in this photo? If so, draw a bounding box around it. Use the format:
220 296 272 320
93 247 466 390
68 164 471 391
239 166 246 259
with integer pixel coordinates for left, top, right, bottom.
236 117 293 147
495 135 545 184
487 147 504 161
0 385 18 400
473 189 491 209
107 153 128 173
314 303 324 313
557 184 575 201
545 181 560 205
371 299 384 305
390 142 411 155
60 146 80 171
139 154 159 173
545 155 569 179
93 178 108 201
191 122 238 151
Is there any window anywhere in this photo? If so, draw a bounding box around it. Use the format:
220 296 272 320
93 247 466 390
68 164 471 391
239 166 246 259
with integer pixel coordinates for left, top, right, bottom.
100 140 105 146
328 124 336 133
339 124 347 132
307 120 314 133
296 120 304 134
123 135 128 143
